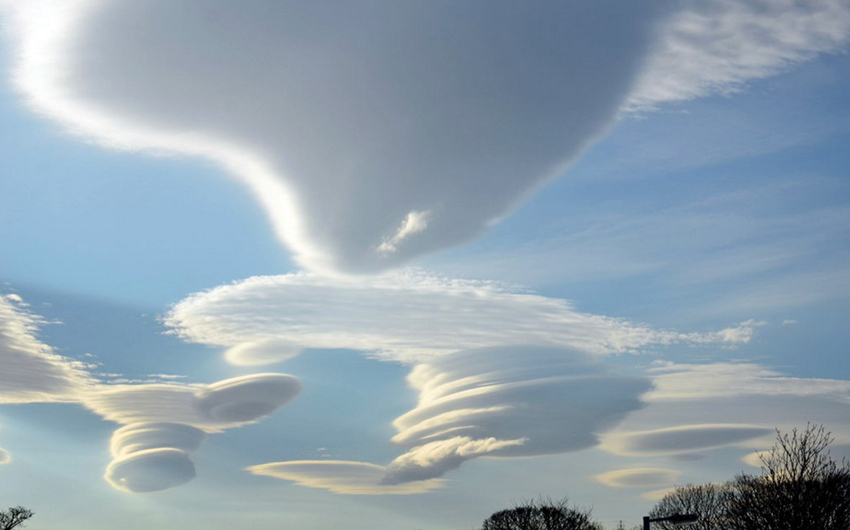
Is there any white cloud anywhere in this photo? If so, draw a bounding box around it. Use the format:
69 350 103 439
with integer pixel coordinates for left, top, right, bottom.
104 422 206 493
0 448 10 465
88 374 300 493
628 0 850 109
247 460 443 495
0 294 92 404
594 467 682 488
165 272 757 365
85 373 301 432
0 292 303 493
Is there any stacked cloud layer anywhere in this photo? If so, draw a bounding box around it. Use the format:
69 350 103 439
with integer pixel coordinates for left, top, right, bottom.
0 292 302 493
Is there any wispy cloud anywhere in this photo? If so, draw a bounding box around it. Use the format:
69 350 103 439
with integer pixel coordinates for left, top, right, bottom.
165 272 757 365
0 293 92 403
628 0 850 109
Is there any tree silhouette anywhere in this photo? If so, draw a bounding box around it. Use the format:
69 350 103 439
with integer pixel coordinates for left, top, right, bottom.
0 506 33 530
647 425 850 530
480 498 603 530
726 424 850 530
648 483 734 530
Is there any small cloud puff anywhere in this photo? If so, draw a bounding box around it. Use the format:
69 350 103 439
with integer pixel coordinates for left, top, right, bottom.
594 467 681 488
247 460 443 495
166 272 758 365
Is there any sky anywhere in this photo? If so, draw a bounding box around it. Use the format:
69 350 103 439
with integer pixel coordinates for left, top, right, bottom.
1 1 850 529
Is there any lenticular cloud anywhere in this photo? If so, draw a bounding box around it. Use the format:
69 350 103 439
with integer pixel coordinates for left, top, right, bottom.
3 1 849 274
1 0 661 274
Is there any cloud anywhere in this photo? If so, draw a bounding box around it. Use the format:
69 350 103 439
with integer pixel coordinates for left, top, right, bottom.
628 0 850 109
85 373 301 432
645 362 850 401
253 346 652 490
165 272 757 365
109 422 206 458
601 362 850 465
90 374 300 493
0 294 92 404
0 0 668 275
381 436 527 485
104 422 205 493
602 424 774 457
0 448 10 465
594 467 681 488
105 448 196 493
248 461 443 495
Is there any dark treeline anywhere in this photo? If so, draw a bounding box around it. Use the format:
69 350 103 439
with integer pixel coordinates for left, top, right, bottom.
647 424 850 530
472 424 849 530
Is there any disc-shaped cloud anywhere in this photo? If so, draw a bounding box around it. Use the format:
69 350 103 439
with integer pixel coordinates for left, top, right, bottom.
86 373 301 431
248 461 443 495
195 374 301 423
105 448 196 493
254 346 652 489
594 468 681 488
166 272 758 365
602 424 773 457
110 422 205 458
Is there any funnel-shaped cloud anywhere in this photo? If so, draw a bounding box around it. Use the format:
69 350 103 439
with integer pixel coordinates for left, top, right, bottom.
1 0 661 274
166 272 758 365
3 2 847 273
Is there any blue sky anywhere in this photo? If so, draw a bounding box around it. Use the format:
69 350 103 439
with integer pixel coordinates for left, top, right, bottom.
1 2 850 529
